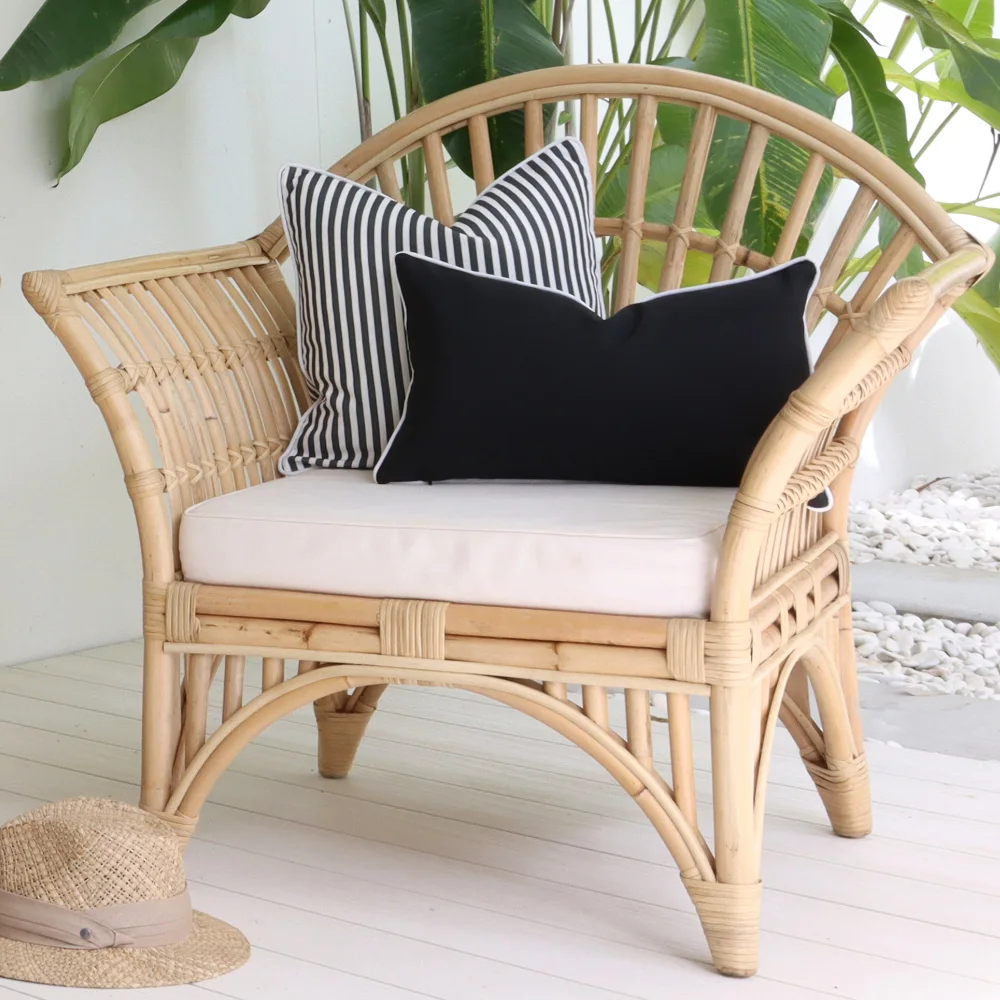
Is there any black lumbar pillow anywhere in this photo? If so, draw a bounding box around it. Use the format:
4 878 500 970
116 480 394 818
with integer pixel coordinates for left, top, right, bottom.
374 253 819 488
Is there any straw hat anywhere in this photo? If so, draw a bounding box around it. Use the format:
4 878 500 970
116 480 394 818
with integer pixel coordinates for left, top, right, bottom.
0 798 249 988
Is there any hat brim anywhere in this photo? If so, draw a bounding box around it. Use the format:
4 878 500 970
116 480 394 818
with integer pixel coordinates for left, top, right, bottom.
0 910 249 989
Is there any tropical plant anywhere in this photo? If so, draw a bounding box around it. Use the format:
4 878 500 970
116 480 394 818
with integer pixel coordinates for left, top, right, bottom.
3 1 1000 357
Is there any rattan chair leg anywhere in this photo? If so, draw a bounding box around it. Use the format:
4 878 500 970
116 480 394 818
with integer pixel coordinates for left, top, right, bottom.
314 684 388 778
144 808 198 849
682 875 762 978
704 684 763 977
802 748 872 838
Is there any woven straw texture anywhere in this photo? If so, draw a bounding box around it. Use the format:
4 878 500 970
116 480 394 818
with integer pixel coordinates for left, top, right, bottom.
0 798 249 988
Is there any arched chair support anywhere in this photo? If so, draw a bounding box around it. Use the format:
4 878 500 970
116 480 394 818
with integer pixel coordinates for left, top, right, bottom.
164 669 713 879
152 667 771 971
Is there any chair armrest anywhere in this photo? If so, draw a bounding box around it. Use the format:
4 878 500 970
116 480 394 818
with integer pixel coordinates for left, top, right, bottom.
22 242 305 587
712 244 993 623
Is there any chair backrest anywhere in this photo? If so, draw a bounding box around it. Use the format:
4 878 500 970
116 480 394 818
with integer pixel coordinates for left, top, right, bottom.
23 64 987 596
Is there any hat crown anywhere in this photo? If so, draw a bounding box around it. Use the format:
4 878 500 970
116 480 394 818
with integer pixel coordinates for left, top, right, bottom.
0 798 186 909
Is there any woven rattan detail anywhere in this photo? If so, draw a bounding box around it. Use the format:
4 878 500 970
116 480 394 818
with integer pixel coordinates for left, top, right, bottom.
85 368 129 402
777 439 860 514
841 346 911 412
665 621 755 684
728 494 778 530
314 702 378 778
126 470 168 500
801 750 872 838
145 810 199 848
704 622 755 684
165 583 201 643
832 541 851 594
682 876 762 977
115 336 296 391
783 390 839 433
143 582 167 638
159 438 289 492
665 620 706 683
378 599 449 659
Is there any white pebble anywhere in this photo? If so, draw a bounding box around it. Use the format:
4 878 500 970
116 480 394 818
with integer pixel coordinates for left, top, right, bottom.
868 600 897 615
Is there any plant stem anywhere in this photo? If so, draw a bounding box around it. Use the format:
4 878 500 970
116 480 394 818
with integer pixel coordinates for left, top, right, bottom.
359 3 372 140
908 99 934 145
857 0 880 24
625 0 661 64
948 191 1000 211
376 25 401 122
587 0 594 62
653 0 696 62
341 0 367 144
914 105 960 161
686 16 705 59
646 0 664 62
395 0 414 113
602 0 620 61
888 16 916 63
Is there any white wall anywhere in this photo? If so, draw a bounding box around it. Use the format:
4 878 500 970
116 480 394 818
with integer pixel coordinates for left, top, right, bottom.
1 1 998 664
0 0 367 665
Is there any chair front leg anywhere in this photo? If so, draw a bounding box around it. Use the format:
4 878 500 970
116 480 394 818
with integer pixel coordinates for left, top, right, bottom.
140 637 183 814
685 682 763 978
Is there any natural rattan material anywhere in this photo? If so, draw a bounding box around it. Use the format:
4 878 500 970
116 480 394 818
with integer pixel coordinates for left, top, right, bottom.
22 64 993 978
801 749 873 839
681 876 763 978
315 702 378 778
0 799 248 987
379 599 449 659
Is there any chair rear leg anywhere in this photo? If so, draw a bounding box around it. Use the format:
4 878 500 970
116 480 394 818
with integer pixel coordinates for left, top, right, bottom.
315 684 388 778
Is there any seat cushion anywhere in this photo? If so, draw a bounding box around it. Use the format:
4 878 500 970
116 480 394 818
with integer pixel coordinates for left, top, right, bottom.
179 471 737 618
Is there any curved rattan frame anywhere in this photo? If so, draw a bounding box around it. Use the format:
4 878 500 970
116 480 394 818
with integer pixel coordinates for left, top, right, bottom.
22 65 991 978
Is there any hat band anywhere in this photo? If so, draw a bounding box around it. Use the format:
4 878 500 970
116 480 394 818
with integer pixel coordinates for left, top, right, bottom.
0 887 193 950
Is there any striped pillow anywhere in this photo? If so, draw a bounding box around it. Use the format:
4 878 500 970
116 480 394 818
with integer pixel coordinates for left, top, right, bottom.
278 137 603 473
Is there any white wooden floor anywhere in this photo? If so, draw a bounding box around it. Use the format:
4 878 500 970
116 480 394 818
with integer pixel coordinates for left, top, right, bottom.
0 642 998 999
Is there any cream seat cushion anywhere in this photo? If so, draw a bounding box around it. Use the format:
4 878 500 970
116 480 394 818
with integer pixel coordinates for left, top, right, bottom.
179 470 737 618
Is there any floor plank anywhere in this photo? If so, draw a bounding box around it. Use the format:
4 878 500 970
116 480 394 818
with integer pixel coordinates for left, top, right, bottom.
1 644 999 998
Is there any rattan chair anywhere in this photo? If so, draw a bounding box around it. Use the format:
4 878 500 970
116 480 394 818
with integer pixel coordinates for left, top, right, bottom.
23 65 990 977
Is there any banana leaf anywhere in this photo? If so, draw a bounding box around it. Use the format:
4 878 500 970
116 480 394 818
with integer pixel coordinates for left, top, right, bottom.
408 0 564 179
696 0 836 255
60 0 272 176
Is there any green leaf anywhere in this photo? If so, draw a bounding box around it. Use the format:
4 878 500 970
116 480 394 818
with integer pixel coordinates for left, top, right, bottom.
969 229 1000 306
825 62 848 98
0 0 161 90
812 0 878 42
883 58 1000 130
408 0 564 178
597 144 715 228
829 17 923 183
359 0 387 33
883 0 1000 111
948 38 1000 111
937 0 994 37
953 286 1000 371
654 57 697 148
636 243 714 293
941 202 1000 225
60 0 256 176
696 0 836 254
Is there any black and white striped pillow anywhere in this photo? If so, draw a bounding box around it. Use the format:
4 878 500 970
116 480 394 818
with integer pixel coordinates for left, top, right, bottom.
278 137 603 473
